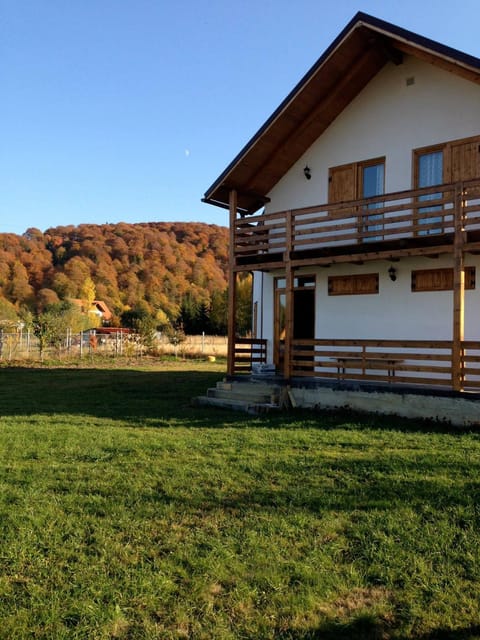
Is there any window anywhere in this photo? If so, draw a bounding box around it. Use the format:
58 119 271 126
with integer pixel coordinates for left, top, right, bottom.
414 146 444 235
361 161 385 241
329 157 385 242
413 135 480 235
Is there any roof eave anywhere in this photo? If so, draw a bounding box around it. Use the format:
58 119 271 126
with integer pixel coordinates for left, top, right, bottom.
203 12 480 212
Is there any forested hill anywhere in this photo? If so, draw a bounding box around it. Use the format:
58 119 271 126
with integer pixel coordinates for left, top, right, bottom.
0 222 229 328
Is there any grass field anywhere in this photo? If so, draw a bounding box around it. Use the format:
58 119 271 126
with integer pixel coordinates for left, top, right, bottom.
0 358 479 639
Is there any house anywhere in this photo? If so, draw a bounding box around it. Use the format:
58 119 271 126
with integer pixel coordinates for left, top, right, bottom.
91 300 113 324
71 299 112 324
201 13 480 424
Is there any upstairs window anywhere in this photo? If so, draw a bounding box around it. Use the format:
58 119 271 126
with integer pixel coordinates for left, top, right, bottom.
413 135 480 235
328 157 385 242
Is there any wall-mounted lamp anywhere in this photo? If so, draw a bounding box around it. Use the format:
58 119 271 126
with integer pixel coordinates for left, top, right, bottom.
388 265 397 282
303 165 311 180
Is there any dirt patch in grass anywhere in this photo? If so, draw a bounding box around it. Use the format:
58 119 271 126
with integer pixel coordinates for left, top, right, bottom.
332 586 394 618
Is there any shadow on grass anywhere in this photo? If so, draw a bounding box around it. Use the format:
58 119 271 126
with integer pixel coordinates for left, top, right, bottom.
275 619 480 639
0 366 224 422
0 366 476 435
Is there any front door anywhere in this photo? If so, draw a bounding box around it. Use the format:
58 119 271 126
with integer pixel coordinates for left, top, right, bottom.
274 276 315 371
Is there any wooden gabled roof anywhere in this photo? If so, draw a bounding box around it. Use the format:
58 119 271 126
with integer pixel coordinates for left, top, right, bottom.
203 12 480 215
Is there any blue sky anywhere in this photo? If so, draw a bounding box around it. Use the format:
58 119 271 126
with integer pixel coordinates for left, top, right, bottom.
2 0 480 235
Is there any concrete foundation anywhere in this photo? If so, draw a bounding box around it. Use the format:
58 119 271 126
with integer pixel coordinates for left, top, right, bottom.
289 385 480 427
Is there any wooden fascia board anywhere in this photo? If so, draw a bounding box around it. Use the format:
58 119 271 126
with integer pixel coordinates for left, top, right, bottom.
393 41 480 83
358 19 480 83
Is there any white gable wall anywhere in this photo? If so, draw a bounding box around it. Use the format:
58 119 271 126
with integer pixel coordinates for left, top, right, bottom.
252 56 480 355
265 55 480 211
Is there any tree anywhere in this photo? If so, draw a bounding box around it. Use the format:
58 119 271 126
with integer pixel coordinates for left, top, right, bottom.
0 297 19 329
164 323 186 359
236 274 253 336
51 272 75 299
80 276 96 306
0 222 230 327
120 302 157 350
209 289 227 335
33 301 93 357
9 261 33 306
33 302 71 357
37 288 60 311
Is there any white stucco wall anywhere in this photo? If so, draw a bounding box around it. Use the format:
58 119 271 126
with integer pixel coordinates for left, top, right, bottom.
253 256 480 350
251 55 480 360
313 256 480 340
265 55 480 212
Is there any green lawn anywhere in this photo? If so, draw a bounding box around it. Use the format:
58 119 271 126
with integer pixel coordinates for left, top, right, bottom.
0 359 479 639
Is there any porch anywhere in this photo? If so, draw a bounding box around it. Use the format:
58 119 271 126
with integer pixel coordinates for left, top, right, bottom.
233 338 480 393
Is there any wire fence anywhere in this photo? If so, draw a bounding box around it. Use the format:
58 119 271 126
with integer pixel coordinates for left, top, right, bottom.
0 330 228 361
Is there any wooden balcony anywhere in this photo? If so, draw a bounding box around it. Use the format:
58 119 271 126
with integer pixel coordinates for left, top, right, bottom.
233 338 480 392
233 179 480 271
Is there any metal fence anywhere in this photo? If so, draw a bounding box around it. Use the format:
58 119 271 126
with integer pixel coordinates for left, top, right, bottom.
0 330 228 361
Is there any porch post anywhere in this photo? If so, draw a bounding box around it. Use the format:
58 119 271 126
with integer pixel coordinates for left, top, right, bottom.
283 210 293 378
227 190 237 376
452 183 465 392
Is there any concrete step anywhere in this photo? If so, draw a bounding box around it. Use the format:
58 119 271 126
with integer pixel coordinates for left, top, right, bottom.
194 395 280 414
207 387 274 403
216 380 279 395
194 395 251 412
193 378 285 414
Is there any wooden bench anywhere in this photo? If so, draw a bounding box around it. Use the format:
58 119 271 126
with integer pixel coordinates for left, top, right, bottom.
333 356 404 382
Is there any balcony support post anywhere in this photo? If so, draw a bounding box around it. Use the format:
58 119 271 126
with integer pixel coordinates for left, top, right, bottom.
284 210 293 379
227 190 238 376
452 183 465 392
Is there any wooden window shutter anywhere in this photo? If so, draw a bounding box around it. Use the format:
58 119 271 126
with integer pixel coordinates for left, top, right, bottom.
328 163 357 203
328 273 379 296
411 267 475 292
448 140 480 183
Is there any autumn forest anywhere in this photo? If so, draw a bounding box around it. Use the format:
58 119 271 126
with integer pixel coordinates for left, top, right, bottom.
0 222 249 336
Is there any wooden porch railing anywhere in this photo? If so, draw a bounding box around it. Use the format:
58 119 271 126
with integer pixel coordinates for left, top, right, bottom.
462 341 480 389
234 179 480 261
233 338 267 374
291 338 480 390
232 338 480 391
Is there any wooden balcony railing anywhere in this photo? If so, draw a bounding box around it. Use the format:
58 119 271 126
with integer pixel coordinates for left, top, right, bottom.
232 338 480 391
234 179 480 265
233 338 267 374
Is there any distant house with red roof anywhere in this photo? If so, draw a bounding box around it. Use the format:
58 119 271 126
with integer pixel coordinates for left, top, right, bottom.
70 299 112 325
